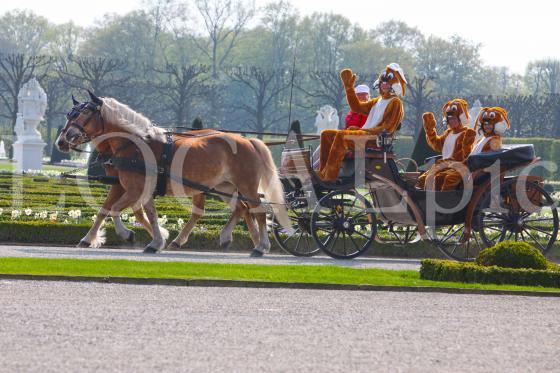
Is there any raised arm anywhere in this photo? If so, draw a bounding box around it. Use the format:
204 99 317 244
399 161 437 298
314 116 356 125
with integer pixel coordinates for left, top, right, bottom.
367 98 404 136
423 112 445 152
461 129 477 158
340 69 375 115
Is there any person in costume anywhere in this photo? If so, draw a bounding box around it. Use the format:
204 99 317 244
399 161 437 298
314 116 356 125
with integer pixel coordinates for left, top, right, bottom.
470 107 509 155
318 63 406 181
344 84 370 129
415 99 477 191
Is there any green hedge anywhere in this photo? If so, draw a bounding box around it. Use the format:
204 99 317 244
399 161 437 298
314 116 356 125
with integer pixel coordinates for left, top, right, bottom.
0 220 256 251
420 259 560 288
476 241 549 270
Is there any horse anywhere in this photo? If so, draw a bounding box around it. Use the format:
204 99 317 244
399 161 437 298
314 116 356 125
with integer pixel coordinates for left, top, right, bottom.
57 115 166 248
55 91 292 256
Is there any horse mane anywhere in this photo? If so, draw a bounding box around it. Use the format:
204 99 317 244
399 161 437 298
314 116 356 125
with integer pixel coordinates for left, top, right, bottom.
100 97 166 142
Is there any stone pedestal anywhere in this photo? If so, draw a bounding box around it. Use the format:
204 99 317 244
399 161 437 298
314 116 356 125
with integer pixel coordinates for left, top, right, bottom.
13 142 45 172
13 78 47 172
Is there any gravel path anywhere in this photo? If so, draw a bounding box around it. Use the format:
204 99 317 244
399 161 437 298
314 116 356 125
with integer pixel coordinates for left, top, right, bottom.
0 244 421 270
0 280 559 372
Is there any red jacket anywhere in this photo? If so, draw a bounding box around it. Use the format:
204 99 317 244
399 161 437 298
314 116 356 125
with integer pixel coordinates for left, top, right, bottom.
345 111 368 129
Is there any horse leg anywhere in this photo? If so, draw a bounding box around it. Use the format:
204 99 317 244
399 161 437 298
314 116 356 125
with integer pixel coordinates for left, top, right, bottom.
219 200 248 250
78 184 123 248
167 194 206 250
242 205 260 245
113 215 135 243
249 208 271 257
141 198 166 253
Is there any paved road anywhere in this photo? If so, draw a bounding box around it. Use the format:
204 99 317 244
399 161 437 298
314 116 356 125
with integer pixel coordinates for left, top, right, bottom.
0 244 421 270
0 280 559 372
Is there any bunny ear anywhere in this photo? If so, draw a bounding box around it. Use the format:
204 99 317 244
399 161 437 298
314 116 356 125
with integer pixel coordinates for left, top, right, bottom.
495 107 511 128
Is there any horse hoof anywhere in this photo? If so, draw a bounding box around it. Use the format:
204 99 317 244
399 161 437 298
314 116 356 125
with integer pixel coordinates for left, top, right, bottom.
250 249 264 258
77 240 90 248
126 231 135 243
219 240 232 250
167 241 181 250
143 246 160 254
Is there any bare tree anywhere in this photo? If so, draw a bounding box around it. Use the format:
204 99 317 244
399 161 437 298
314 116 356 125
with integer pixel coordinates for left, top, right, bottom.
540 59 560 94
192 0 255 77
227 66 290 136
404 75 435 137
56 55 131 94
151 63 210 126
296 70 347 125
0 53 51 129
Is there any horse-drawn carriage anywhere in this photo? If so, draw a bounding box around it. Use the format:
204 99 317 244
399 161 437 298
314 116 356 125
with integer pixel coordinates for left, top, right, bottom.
274 133 558 261
57 92 558 261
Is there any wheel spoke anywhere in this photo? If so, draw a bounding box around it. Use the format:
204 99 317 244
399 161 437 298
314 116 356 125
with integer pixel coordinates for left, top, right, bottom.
524 225 554 236
522 228 547 252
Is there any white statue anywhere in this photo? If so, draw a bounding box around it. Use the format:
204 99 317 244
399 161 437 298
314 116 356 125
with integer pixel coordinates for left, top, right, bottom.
0 140 6 159
314 105 339 134
13 78 47 172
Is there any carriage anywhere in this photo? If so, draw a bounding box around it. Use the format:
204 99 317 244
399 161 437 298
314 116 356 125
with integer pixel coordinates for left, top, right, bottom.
58 92 558 260
273 132 559 261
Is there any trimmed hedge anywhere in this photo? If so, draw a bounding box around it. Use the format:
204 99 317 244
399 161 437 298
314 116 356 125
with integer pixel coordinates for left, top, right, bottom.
0 220 256 251
476 241 548 270
420 259 560 288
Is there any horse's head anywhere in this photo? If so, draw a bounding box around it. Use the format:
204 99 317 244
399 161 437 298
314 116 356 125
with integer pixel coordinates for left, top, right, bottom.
56 90 104 153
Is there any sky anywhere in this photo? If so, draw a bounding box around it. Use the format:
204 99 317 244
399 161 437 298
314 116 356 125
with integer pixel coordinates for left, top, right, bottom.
1 0 559 74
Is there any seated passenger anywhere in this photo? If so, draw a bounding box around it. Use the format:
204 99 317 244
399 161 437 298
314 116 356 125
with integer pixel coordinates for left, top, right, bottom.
470 107 509 155
318 63 406 181
416 99 476 191
344 84 370 129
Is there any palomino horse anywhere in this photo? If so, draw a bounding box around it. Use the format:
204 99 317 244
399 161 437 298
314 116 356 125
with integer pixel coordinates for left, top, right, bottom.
55 91 292 256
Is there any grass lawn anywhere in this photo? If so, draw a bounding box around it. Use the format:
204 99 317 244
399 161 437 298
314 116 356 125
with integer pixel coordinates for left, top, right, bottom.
1 257 559 293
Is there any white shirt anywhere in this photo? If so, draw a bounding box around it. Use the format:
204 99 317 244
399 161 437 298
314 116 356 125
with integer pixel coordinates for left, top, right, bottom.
471 136 492 155
362 97 396 130
442 132 461 160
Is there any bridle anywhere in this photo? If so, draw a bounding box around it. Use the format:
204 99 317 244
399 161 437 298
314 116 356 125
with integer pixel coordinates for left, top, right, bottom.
65 102 105 147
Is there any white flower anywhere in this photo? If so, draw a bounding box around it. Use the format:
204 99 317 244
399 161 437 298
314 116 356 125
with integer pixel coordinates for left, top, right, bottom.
24 208 32 216
68 209 82 220
39 211 48 219
11 210 21 220
0 208 3 215
158 215 168 226
129 216 136 224
121 213 129 222
177 218 184 228
49 212 58 221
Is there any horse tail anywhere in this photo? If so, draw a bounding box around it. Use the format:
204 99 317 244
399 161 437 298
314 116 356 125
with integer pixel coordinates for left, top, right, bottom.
248 138 293 234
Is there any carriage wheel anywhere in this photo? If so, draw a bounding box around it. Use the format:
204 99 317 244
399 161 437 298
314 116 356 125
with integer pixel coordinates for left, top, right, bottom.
376 223 420 245
272 207 320 257
428 224 482 262
477 179 559 253
311 190 376 259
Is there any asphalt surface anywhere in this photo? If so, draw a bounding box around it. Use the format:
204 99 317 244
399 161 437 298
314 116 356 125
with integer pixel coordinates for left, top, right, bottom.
0 280 559 372
0 244 422 270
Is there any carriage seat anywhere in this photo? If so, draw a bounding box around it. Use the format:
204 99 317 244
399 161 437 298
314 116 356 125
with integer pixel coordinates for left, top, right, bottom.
467 144 535 172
